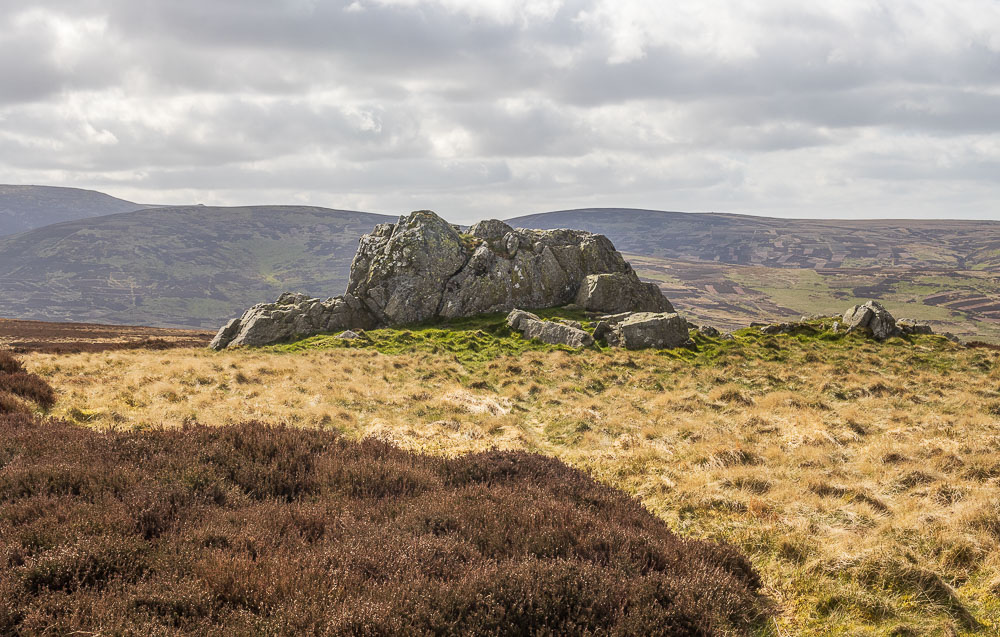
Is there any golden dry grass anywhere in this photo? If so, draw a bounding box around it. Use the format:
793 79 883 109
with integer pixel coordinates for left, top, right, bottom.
23 331 1000 635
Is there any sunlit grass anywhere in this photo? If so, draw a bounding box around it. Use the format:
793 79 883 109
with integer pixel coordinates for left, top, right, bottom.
24 316 1000 635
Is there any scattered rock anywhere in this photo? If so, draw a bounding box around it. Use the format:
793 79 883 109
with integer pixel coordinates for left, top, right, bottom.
897 319 933 335
213 210 675 349
760 323 795 335
612 312 690 350
336 330 362 340
700 325 721 338
575 272 673 314
506 309 594 348
843 300 897 340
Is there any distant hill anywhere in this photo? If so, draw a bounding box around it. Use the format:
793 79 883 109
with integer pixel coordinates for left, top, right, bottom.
0 185 149 236
508 208 1000 270
0 206 394 328
3 193 1000 341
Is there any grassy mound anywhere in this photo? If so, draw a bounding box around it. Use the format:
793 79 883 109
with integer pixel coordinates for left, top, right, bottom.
0 413 766 634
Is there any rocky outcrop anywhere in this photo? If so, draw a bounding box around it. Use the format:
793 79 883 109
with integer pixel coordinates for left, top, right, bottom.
212 210 672 349
506 309 594 348
607 312 690 350
843 300 901 340
575 272 673 313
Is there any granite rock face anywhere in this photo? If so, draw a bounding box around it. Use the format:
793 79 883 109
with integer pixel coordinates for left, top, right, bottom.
211 210 672 349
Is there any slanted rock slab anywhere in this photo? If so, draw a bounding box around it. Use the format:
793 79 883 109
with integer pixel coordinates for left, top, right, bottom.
506 309 594 348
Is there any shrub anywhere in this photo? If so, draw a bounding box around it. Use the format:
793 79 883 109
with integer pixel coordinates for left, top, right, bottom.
0 419 768 635
0 351 24 374
0 372 56 410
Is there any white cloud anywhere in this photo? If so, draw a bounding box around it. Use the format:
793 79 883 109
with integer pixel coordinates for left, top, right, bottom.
0 0 999 221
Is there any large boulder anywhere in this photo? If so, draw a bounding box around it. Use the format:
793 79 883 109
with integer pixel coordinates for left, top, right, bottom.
347 211 468 325
437 223 642 320
610 312 690 350
575 272 673 313
212 210 678 349
506 309 594 348
843 300 898 340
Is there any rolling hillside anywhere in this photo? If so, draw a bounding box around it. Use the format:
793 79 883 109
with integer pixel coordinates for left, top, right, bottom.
1 192 1000 340
0 185 148 236
0 206 394 328
509 208 1000 270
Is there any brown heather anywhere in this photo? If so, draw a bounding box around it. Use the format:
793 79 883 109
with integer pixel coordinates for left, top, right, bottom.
0 414 764 635
20 325 1000 635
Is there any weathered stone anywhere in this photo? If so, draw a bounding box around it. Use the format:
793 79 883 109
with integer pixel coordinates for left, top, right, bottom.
210 292 376 350
592 320 613 341
613 312 689 350
554 318 583 330
844 300 898 340
213 210 680 349
574 272 673 314
760 323 794 335
209 318 242 351
700 325 721 338
506 308 539 331
593 312 634 325
897 319 933 335
336 330 362 340
347 210 468 326
506 309 593 348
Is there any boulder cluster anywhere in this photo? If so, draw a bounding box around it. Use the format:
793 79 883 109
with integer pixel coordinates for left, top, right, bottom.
751 300 934 341
212 211 674 350
841 300 932 339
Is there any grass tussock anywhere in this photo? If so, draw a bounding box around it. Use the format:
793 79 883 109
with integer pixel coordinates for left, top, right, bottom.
19 315 1000 634
0 416 766 635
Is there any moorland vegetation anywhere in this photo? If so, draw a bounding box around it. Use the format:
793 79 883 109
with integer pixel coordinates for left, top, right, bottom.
0 348 765 635
18 312 1000 635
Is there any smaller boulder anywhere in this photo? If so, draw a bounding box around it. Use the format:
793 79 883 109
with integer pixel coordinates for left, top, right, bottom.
844 301 898 340
897 319 933 335
506 309 594 348
700 325 721 338
336 330 362 340
613 312 689 350
575 272 673 314
760 323 794 335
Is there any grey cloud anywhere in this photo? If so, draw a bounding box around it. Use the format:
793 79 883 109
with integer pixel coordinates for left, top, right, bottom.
1 0 999 221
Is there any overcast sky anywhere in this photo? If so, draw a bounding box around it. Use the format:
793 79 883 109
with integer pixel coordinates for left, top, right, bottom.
1 0 999 222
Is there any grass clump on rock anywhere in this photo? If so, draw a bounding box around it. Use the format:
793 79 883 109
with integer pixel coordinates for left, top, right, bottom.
0 413 767 635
